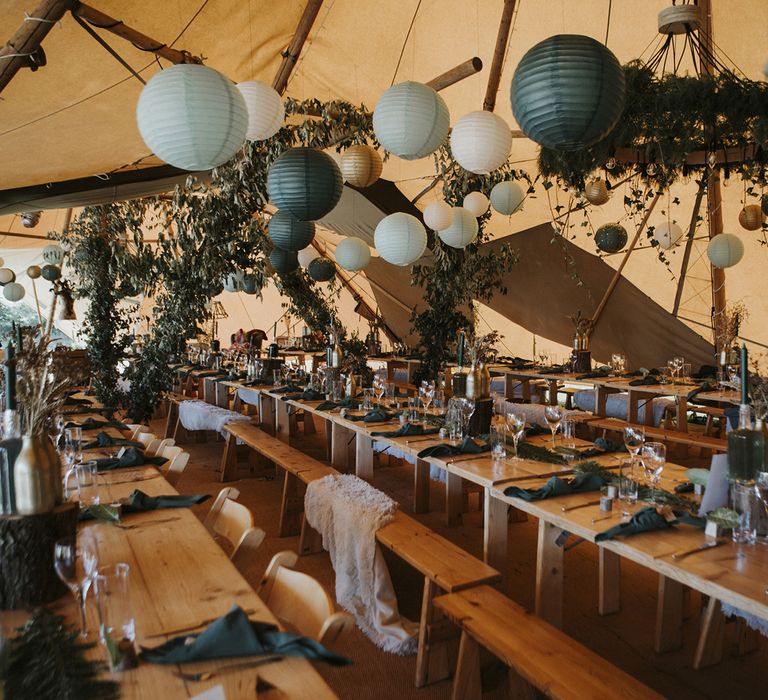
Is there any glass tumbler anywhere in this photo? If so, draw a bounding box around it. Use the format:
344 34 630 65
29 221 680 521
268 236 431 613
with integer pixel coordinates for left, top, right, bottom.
95 563 136 669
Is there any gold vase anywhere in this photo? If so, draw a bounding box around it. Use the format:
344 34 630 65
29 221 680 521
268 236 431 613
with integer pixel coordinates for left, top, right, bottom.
465 364 482 400
480 362 491 399
44 436 63 505
14 435 56 515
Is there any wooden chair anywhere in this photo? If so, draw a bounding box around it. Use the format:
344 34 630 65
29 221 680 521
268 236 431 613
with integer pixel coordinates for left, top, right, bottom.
258 551 353 648
204 488 266 573
164 451 190 487
146 437 175 456
135 432 156 450
159 444 183 460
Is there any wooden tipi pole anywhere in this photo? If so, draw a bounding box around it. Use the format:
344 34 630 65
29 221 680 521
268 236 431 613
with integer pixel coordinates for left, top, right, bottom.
483 0 517 112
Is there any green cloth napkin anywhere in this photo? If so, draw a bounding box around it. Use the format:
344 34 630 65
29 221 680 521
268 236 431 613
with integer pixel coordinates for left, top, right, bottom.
538 365 565 375
83 431 142 450
576 367 610 380
417 436 489 459
594 507 674 541
65 417 129 431
272 384 302 394
94 447 167 471
347 408 394 423
687 379 717 402
122 489 210 512
628 375 661 386
504 473 606 501
370 423 441 438
139 605 350 666
316 398 360 411
280 388 326 402
242 378 273 387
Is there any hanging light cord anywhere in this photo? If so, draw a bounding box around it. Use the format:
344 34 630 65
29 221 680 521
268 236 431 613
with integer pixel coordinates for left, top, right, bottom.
604 0 612 46
390 0 423 86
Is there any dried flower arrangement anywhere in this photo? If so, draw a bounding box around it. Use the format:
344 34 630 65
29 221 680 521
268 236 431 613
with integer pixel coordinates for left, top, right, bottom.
568 310 594 337
466 331 501 366
714 302 748 354
749 355 768 421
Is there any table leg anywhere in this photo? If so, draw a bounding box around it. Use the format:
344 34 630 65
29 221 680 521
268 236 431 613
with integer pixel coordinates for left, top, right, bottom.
324 418 333 461
445 472 463 526
219 431 238 482
598 547 620 615
275 399 293 444
535 520 564 627
259 395 275 436
595 386 608 417
413 458 430 513
355 433 374 482
548 379 558 405
484 489 508 588
677 396 689 433
654 574 683 653
628 390 640 423
215 381 229 409
693 597 724 668
331 422 351 469
451 631 482 700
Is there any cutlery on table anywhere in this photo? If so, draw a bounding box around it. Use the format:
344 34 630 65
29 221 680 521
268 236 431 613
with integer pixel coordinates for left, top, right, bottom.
561 499 601 512
118 516 181 530
591 513 613 523
404 436 440 445
447 454 488 465
671 539 725 560
174 655 283 682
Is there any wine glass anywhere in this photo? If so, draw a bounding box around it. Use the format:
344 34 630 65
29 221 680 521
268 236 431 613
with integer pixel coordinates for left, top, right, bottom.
373 375 386 407
420 382 434 421
623 425 645 468
544 405 563 448
65 427 83 465
459 398 476 438
505 412 526 460
80 531 100 614
642 442 666 503
54 536 88 638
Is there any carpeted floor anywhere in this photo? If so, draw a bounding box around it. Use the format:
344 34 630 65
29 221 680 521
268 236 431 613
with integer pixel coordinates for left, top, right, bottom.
162 417 765 700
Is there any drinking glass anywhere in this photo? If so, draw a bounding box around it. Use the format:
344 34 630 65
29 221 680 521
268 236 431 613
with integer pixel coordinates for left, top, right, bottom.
65 427 83 464
611 353 626 376
618 458 639 518
561 418 576 449
64 460 100 507
755 472 768 545
373 376 386 407
658 367 671 384
272 369 282 386
445 400 462 442
544 405 563 448
459 398 476 438
505 412 526 460
332 380 344 402
623 426 645 467
641 442 666 502
731 482 758 545
95 563 135 666
54 536 88 638
681 363 692 381
362 388 374 411
420 383 434 420
490 424 507 463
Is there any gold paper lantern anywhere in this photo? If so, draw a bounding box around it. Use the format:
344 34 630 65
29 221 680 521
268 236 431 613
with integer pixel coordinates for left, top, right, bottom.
340 145 383 188
585 179 609 205
738 205 763 231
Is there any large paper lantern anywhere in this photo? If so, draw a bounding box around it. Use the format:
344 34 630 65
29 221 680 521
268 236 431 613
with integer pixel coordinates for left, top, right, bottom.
490 181 524 215
335 237 371 271
708 234 744 268
374 213 427 266
42 244 64 264
595 223 627 253
26 265 42 279
652 221 684 250
41 264 61 281
340 145 382 188
267 148 343 221
308 257 335 282
223 271 244 293
242 274 259 294
424 201 453 231
450 111 512 174
438 208 479 249
585 179 610 205
762 194 768 217
511 34 626 151
373 81 450 160
3 282 24 302
268 211 315 251
463 191 489 217
0 268 15 285
269 248 299 274
136 64 248 171
297 246 320 269
235 80 284 141
739 205 763 231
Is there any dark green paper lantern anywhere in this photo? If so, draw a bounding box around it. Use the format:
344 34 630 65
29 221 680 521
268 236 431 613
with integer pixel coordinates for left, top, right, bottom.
41 264 61 281
266 147 343 221
308 257 335 282
242 274 259 294
270 248 299 274
595 223 628 253
268 211 315 251
511 34 626 151
762 194 768 217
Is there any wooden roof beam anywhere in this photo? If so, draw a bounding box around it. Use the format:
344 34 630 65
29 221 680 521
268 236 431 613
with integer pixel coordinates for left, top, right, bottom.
272 0 324 96
483 0 517 112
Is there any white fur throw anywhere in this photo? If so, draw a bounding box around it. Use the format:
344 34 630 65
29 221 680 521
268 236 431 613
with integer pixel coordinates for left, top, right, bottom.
178 399 250 436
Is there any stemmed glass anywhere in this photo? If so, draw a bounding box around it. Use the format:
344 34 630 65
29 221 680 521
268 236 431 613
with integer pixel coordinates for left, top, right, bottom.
458 398 476 439
544 405 563 448
623 426 645 469
419 381 435 422
54 536 88 638
642 442 666 503
65 427 83 465
506 412 526 460
373 375 386 408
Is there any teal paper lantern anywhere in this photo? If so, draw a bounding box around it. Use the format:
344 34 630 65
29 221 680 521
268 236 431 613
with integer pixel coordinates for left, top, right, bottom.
595 223 627 253
41 264 61 281
762 194 768 217
267 148 343 221
268 211 315 251
308 257 335 282
270 248 299 274
511 34 626 151
243 274 259 294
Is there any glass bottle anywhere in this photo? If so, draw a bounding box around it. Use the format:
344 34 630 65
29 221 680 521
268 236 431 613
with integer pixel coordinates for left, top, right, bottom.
728 405 765 483
0 409 22 514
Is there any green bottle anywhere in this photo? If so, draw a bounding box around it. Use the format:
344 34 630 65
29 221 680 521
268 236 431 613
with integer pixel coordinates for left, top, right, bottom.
728 404 765 483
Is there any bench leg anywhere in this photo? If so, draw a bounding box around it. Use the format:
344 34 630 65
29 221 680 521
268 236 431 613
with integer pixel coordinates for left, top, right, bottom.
508 666 537 700
260 395 276 436
164 401 179 439
598 547 621 615
356 434 375 482
451 631 481 700
415 578 453 687
655 575 684 653
445 472 463 527
299 513 324 556
693 597 725 669
275 400 293 444
483 488 508 587
734 617 760 656
535 520 564 628
278 472 304 538
219 432 239 482
413 459 430 514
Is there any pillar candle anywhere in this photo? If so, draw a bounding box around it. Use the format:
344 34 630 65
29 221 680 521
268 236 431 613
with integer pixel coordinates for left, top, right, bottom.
5 341 15 411
457 331 465 367
741 343 748 405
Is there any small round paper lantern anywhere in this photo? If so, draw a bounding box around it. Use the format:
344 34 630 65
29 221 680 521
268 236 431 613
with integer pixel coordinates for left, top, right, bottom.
340 145 382 188
423 201 453 231
438 208 479 249
490 181 524 215
374 213 427 266
373 81 450 160
652 221 684 250
42 244 64 264
41 264 61 281
450 111 512 174
335 237 371 271
585 179 610 205
739 205 763 231
595 223 628 253
707 234 744 268
235 80 285 141
223 271 244 293
3 282 24 302
511 34 626 151
762 194 768 217
308 257 335 282
269 248 299 274
267 147 343 221
268 210 315 251
136 64 248 171
0 257 3 267
463 191 489 217
0 268 15 285
26 265 42 279
297 246 320 269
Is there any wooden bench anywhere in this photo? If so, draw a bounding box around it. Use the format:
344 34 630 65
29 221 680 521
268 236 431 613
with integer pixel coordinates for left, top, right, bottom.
163 392 188 439
434 585 663 700
586 416 727 453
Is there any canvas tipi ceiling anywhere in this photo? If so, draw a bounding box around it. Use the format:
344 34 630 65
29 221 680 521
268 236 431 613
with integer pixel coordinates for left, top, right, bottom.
1 0 767 361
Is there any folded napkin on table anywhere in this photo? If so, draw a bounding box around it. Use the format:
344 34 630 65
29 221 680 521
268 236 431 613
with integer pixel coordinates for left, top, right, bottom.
538 365 566 375
687 379 717 402
94 447 167 471
83 431 143 450
576 367 610 380
122 489 210 512
347 408 395 423
417 436 490 459
504 472 607 501
316 398 360 411
279 388 326 402
242 378 273 387
370 423 440 438
628 375 661 386
66 417 129 431
594 506 704 541
140 605 350 666
272 384 303 394
524 424 548 437
691 364 718 380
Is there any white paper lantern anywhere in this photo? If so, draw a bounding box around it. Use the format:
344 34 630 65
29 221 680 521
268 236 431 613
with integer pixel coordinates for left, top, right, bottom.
707 233 744 268
0 257 4 267
236 80 285 141
335 237 371 271
373 81 450 160
3 282 24 302
0 268 15 285
438 208 479 249
423 201 453 231
223 271 245 292
26 265 42 279
374 213 427 266
653 221 684 250
297 246 321 269
42 244 64 264
490 181 524 215
450 111 512 174
340 145 382 188
463 191 489 217
137 64 248 171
